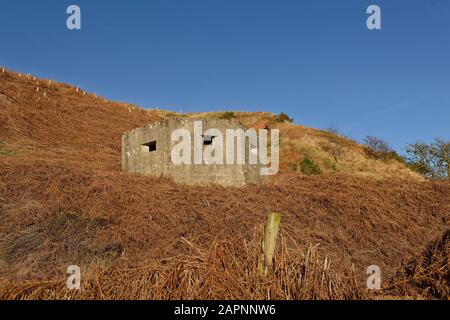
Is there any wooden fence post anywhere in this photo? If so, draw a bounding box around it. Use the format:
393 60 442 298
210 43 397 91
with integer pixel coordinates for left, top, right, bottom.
259 212 282 277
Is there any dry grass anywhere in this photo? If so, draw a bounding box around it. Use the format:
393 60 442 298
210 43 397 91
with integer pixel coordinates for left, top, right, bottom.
0 228 369 300
383 229 449 299
0 67 448 300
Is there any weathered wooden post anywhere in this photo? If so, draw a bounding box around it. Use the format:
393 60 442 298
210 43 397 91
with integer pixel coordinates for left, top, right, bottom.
259 212 282 277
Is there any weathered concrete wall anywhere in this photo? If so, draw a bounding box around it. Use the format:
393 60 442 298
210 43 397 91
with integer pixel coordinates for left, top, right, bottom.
122 118 263 187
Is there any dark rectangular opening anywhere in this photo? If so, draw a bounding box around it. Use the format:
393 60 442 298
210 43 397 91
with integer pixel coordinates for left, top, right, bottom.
203 135 215 146
143 141 157 152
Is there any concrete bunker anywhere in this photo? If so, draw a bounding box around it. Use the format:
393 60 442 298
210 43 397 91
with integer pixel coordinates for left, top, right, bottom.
122 118 263 187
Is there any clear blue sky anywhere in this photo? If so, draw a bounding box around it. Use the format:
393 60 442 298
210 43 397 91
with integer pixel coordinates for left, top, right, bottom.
1 0 449 152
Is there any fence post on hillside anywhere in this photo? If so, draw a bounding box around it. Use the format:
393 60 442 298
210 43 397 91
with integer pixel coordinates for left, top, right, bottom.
258 212 282 277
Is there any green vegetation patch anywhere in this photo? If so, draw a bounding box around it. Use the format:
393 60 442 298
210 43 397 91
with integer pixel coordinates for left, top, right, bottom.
300 157 322 176
219 111 236 120
274 112 293 123
0 141 16 157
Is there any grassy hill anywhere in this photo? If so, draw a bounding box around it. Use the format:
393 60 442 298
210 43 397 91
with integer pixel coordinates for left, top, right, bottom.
0 68 421 179
0 68 448 299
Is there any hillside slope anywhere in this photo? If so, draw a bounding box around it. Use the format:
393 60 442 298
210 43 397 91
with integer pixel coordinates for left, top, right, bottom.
175 111 423 180
0 68 421 179
0 68 448 299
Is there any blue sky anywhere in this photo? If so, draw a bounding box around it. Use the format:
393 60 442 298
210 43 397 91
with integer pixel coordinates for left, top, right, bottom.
1 0 449 152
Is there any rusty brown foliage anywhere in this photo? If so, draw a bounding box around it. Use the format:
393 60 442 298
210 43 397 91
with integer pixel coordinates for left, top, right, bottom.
0 69 449 299
383 229 449 299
